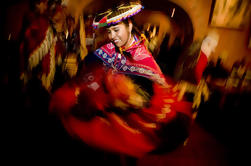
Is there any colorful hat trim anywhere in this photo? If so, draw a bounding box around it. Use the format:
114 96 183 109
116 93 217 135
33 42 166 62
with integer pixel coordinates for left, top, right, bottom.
93 2 143 29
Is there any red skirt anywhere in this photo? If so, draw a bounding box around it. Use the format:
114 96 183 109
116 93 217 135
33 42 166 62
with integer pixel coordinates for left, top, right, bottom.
49 65 192 157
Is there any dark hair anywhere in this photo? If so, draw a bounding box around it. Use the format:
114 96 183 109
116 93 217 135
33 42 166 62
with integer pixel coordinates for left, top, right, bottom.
106 17 142 38
125 18 142 37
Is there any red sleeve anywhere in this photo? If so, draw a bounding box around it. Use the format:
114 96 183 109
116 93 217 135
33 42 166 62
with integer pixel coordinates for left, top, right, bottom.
195 51 208 84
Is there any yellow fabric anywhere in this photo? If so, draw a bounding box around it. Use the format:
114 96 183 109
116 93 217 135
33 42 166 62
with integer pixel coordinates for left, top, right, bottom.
79 14 88 61
175 79 209 109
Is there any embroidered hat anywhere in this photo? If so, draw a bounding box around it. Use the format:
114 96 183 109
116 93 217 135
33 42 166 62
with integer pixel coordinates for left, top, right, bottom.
92 1 143 29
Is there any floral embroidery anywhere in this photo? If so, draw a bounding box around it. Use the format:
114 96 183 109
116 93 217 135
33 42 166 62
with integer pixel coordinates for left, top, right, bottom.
107 43 115 50
121 59 126 64
133 47 151 61
103 53 107 58
130 66 136 72
123 66 128 71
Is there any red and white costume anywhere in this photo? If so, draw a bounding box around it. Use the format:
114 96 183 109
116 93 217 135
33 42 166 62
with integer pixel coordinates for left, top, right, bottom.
50 36 192 157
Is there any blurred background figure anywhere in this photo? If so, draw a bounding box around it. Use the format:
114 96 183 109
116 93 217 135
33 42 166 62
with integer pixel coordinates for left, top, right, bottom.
173 31 219 115
18 0 92 92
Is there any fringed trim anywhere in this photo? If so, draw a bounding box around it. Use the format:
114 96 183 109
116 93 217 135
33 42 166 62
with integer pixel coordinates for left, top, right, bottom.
93 3 143 29
41 38 56 91
106 4 142 25
28 26 55 70
151 74 166 86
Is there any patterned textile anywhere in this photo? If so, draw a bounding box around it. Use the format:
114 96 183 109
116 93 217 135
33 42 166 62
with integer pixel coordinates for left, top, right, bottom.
94 36 166 85
49 36 193 158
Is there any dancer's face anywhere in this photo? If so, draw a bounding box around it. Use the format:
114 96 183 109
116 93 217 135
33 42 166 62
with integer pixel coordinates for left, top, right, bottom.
107 21 132 48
